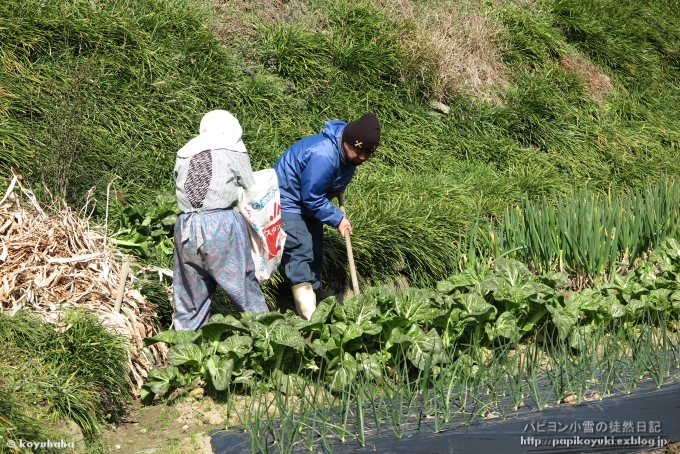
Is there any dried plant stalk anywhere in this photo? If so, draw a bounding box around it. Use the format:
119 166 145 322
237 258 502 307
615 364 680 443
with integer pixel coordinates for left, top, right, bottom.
0 176 168 394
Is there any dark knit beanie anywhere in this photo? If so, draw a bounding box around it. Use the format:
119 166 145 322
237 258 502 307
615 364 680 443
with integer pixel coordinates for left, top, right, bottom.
343 113 380 152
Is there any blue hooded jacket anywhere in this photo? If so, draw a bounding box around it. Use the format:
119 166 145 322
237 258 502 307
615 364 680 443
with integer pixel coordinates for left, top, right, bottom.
273 120 356 227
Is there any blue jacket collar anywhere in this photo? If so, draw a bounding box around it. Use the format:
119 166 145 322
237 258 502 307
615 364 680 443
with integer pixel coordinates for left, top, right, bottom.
322 120 350 165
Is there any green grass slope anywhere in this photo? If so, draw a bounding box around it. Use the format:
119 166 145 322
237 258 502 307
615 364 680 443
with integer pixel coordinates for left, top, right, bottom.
0 311 130 449
1 0 679 290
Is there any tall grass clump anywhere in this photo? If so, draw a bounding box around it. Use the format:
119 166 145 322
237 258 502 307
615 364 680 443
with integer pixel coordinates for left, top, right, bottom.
0 311 131 443
0 365 47 444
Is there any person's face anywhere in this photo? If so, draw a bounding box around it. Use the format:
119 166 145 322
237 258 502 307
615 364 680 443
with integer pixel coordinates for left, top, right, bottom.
343 141 373 165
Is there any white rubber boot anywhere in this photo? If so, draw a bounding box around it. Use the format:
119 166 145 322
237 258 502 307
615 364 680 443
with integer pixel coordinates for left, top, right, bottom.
292 282 316 320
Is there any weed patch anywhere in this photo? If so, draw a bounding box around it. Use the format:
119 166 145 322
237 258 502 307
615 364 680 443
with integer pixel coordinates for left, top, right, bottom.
0 311 130 446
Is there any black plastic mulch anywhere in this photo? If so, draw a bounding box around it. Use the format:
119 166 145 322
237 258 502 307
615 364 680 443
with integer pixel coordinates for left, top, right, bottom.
211 373 680 454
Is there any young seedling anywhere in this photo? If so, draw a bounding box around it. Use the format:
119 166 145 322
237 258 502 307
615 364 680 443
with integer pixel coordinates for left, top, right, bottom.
355 381 366 446
526 342 551 410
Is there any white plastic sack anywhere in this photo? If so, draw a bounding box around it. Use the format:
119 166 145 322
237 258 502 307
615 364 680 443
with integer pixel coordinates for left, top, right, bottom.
238 169 286 282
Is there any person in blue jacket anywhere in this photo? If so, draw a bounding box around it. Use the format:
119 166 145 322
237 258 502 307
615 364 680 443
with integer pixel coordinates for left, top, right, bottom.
273 113 380 319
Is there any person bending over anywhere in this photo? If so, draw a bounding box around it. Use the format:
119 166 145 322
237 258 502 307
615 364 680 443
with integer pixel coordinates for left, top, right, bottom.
273 113 380 319
172 110 269 330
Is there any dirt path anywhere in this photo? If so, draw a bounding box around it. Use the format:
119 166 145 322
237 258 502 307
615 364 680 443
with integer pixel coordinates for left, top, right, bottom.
103 396 228 454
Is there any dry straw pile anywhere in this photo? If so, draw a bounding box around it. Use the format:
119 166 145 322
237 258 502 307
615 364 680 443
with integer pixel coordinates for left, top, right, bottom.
0 174 167 392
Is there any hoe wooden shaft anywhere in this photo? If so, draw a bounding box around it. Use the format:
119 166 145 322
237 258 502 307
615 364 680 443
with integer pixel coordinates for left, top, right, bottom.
114 259 130 313
338 194 360 296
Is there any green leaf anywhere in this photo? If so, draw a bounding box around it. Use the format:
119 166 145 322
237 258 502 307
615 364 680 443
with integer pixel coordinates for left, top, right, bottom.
146 366 179 395
380 315 409 336
168 343 203 366
490 311 520 343
490 279 553 311
648 248 673 272
537 271 570 289
324 336 341 358
335 322 363 344
206 314 248 333
405 325 445 369
394 288 441 323
272 370 305 395
363 285 398 312
626 299 648 314
602 295 626 318
457 293 496 316
602 274 647 303
143 330 200 347
271 323 306 350
642 289 672 310
436 308 476 346
161 214 178 227
356 352 383 381
454 353 475 371
523 281 556 299
248 319 281 341
206 357 234 391
636 255 677 289
566 289 604 313
546 305 577 340
569 325 594 350
327 352 358 391
308 339 328 358
493 258 530 286
334 294 382 330
159 237 174 255
284 311 319 333
437 273 476 294
109 234 151 254
140 385 153 404
661 238 680 262
232 369 256 385
386 326 411 345
150 228 166 237
439 265 492 294
311 297 337 324
519 307 548 333
251 311 286 326
216 335 253 358
199 321 231 344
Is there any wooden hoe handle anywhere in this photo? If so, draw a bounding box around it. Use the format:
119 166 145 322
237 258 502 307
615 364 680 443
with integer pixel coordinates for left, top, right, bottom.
338 194 360 296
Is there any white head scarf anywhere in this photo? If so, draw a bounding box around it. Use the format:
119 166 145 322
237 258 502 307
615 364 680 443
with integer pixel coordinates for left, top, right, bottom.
177 110 248 158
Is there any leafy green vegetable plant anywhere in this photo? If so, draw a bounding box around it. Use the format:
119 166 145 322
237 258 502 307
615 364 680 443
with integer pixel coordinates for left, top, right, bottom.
110 194 179 262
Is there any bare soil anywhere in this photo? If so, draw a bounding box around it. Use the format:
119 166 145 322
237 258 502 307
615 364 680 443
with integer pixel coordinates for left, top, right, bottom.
102 396 230 454
648 442 680 454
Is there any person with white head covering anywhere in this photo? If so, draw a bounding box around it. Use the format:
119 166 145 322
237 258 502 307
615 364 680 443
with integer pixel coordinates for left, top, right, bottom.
172 110 268 331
